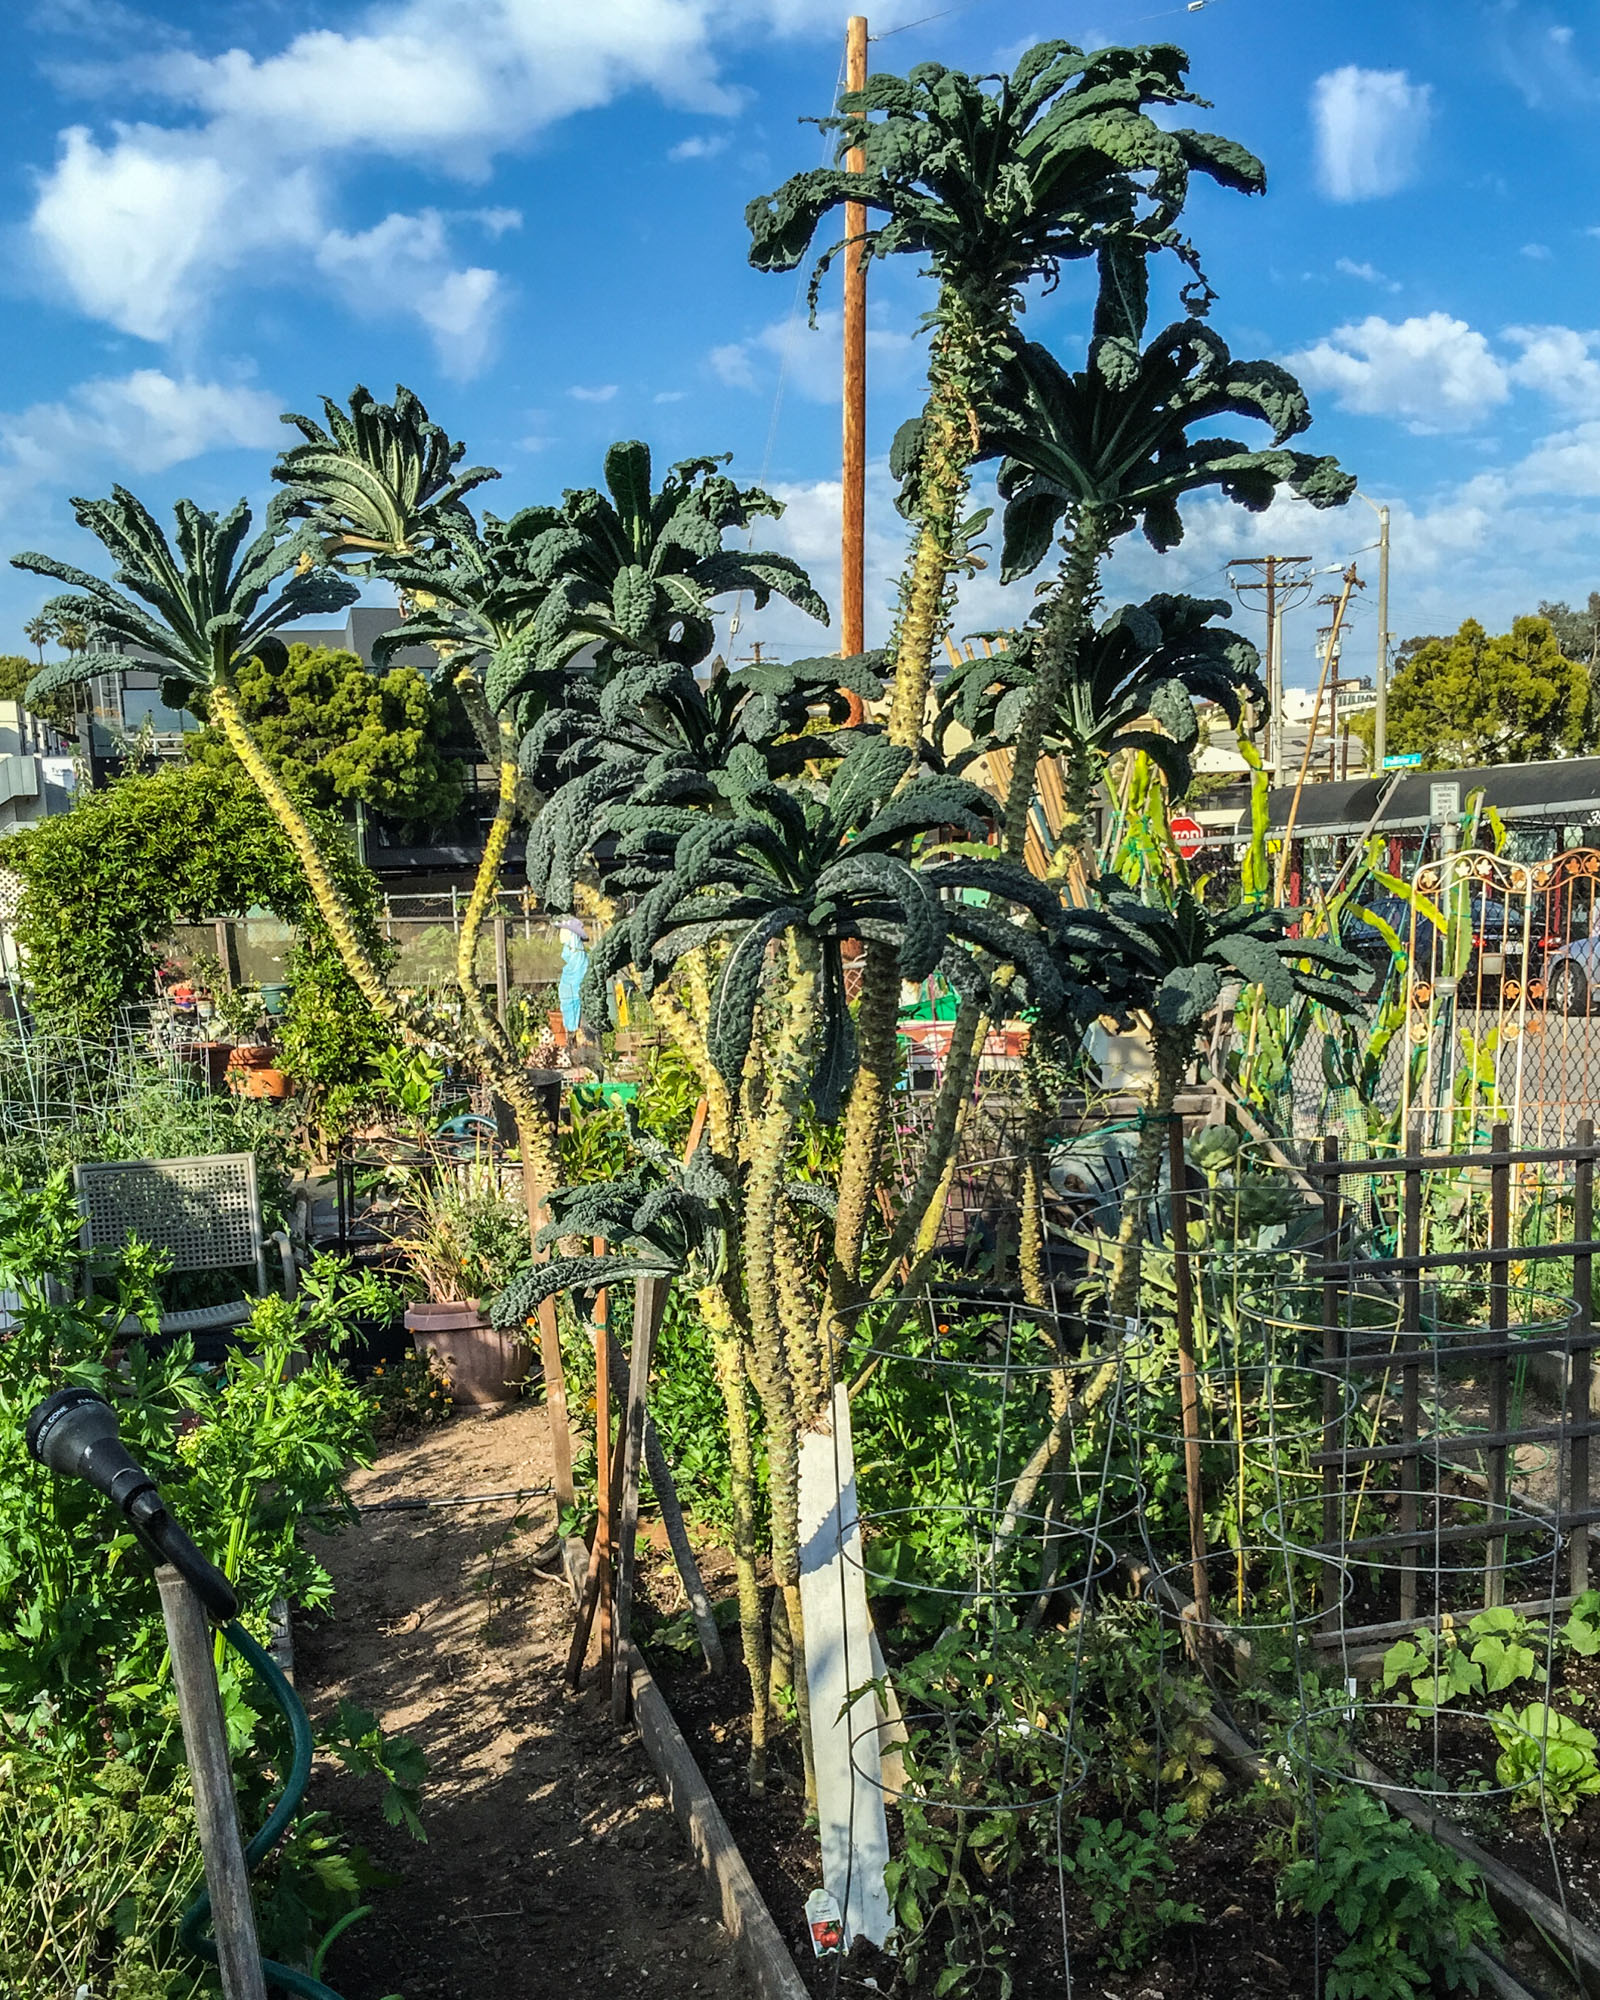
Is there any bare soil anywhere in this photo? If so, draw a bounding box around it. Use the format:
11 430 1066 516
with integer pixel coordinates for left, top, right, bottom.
295 1401 744 1999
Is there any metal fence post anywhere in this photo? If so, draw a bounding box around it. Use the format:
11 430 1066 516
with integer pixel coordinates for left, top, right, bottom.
1574 1118 1595 1595
1400 1116 1423 1625
1486 1122 1511 1607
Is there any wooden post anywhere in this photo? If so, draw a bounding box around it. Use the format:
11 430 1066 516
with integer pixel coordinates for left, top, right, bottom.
1574 1118 1594 1595
593 1248 613 1670
213 918 237 990
537 1296 574 1512
613 1272 673 1722
493 912 510 1027
156 1569 267 2000
1486 1123 1511 1607
1169 1119 1211 1634
840 15 868 660
566 1407 629 1687
1400 1116 1423 1624
1320 1136 1344 1622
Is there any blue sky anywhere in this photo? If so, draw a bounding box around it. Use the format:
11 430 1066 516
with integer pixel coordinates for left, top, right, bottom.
2 0 1598 692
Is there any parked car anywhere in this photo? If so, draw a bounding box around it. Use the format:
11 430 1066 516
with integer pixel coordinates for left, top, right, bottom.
1543 935 1600 1016
1343 883 1573 1000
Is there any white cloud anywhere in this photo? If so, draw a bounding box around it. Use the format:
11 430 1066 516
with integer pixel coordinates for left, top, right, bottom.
711 308 918 403
1288 313 1510 431
1503 324 1600 413
30 124 317 342
0 369 279 512
669 132 730 161
1334 256 1401 292
25 0 916 358
568 383 619 403
1311 66 1432 202
654 389 688 402
1522 241 1553 260
316 209 504 376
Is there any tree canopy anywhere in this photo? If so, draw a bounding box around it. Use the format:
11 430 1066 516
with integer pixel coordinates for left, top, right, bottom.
1374 615 1589 769
1539 592 1600 670
4 761 383 1036
186 642 465 828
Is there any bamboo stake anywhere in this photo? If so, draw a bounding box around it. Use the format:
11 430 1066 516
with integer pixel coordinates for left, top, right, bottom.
1169 1120 1211 1639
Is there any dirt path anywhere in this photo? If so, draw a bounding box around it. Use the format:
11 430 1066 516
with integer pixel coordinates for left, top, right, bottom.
297 1403 744 1999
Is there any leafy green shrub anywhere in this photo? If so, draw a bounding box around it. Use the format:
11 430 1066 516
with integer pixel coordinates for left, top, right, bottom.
0 1170 419 1975
364 1346 455 1435
1491 1702 1600 1820
0 1742 199 2000
881 1622 1102 1999
1563 1589 1600 1657
4 763 384 1039
1382 1607 1541 1712
1068 1804 1201 1971
1280 1790 1498 2000
0 1051 299 1233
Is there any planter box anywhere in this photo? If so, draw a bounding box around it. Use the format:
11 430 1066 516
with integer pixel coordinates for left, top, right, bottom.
404 1300 531 1406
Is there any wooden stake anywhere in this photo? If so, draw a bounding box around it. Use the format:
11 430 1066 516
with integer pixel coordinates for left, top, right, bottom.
594 1245 613 1669
613 1271 674 1722
841 15 868 659
1276 564 1359 902
156 1570 267 2000
1486 1123 1511 1606
1168 1120 1211 1637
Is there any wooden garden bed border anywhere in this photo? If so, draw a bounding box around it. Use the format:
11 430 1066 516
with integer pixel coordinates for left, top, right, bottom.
561 1535 810 2000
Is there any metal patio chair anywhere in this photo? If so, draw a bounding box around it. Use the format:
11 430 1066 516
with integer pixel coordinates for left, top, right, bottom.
74 1152 297 1341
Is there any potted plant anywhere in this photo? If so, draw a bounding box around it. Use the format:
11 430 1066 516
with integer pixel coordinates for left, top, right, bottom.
394 1163 534 1406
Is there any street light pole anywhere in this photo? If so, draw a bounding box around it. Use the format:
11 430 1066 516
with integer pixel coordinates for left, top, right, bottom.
1355 492 1390 772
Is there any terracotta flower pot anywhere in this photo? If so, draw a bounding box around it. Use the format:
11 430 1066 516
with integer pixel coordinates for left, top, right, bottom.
404 1300 531 1407
178 1041 234 1089
229 1043 275 1069
231 1066 293 1100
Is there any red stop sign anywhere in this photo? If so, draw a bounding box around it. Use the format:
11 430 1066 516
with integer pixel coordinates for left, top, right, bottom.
1169 814 1205 861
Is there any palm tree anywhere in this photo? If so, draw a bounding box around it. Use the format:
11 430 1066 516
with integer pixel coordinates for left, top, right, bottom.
748 40 1273 1360
23 614 56 667
8 491 399 1004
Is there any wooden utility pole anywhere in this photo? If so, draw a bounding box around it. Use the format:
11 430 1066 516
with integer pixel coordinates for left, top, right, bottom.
841 16 868 658
1276 564 1361 901
1227 555 1313 776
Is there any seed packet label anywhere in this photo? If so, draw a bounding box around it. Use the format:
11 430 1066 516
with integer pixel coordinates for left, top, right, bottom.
806 1888 843 1957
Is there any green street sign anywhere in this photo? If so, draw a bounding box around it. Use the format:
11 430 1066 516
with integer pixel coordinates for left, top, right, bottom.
1381 753 1422 769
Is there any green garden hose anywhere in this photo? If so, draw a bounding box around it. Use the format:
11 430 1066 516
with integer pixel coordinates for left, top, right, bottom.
179 1620 346 2000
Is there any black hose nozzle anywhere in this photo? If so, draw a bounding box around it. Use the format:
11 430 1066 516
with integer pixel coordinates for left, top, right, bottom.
26 1387 238 1621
